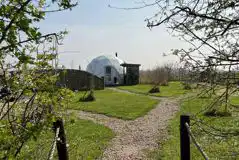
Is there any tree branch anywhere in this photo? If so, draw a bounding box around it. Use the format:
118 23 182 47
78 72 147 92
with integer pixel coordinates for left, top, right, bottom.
175 6 239 26
0 0 32 44
0 33 60 51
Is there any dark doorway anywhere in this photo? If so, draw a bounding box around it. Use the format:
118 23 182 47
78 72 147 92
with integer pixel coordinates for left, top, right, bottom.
114 77 117 84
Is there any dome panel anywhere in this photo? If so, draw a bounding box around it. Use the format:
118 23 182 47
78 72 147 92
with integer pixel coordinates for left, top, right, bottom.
86 55 124 77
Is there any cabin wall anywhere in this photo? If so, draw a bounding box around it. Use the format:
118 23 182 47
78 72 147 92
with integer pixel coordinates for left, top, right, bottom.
125 66 140 85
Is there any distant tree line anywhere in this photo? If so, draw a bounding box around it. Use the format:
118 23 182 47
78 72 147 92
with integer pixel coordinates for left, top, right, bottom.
139 63 188 85
140 63 239 87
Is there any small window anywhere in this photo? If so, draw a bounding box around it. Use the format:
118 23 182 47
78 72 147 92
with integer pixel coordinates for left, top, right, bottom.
105 66 111 74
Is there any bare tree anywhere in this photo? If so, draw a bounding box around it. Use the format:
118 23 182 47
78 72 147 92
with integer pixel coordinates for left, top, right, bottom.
112 0 239 114
140 65 168 85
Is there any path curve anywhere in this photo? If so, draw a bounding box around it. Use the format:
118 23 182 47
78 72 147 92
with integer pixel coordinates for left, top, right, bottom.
73 88 181 160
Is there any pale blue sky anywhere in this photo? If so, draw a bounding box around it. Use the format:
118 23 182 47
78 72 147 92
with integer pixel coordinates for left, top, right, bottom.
40 0 188 70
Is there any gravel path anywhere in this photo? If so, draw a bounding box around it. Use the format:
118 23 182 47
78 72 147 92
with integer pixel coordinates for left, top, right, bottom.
73 88 181 160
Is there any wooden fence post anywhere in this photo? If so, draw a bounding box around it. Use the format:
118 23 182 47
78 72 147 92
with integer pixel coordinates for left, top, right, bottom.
53 119 69 160
180 115 190 160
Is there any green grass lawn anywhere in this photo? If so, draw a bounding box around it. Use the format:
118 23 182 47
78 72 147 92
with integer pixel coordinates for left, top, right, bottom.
19 118 114 160
117 81 190 97
70 89 158 120
151 96 239 160
230 96 239 106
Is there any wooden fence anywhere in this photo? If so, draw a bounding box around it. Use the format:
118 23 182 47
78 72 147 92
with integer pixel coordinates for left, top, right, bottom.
58 69 104 91
180 115 209 160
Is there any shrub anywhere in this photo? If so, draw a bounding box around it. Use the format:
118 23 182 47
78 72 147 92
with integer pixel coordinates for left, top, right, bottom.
79 90 95 102
148 86 160 93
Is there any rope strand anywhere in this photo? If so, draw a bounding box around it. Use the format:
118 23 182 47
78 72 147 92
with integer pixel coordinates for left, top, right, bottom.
185 122 209 160
47 127 60 160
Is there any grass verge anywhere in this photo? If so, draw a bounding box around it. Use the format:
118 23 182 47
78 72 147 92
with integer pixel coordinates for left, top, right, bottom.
70 89 158 120
150 96 239 160
19 118 114 160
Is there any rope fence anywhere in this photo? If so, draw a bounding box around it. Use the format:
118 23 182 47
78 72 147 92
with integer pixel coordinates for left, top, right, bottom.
47 127 60 160
181 114 239 160
184 122 209 160
180 115 210 160
46 119 69 160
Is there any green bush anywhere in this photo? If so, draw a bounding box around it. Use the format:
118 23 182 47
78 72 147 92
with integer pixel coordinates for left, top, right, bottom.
79 90 95 102
148 86 160 93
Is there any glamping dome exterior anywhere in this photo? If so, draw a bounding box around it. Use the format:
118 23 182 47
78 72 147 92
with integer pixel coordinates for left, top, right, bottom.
86 55 124 85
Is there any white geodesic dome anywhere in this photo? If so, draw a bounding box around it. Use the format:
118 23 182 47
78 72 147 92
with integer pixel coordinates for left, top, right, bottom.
86 55 124 85
86 55 124 76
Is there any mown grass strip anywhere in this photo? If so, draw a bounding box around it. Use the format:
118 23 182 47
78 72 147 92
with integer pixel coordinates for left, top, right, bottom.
70 89 158 120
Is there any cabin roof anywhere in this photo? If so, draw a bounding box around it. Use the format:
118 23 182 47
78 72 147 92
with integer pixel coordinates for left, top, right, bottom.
120 63 141 67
